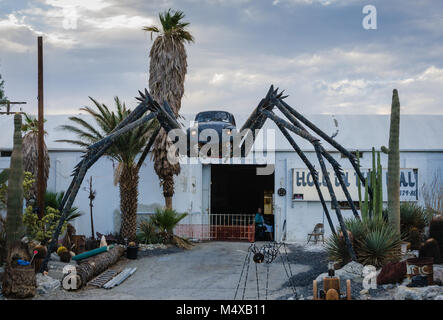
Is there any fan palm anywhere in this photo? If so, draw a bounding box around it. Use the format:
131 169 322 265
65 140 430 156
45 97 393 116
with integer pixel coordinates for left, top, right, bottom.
21 113 50 206
143 9 194 209
57 97 158 241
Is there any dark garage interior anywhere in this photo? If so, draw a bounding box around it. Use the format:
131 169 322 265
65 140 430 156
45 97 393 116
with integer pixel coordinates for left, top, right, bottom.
210 164 274 220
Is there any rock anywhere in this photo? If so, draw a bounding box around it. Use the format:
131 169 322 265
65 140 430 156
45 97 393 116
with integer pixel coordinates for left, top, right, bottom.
434 264 443 283
434 295 443 300
394 285 443 300
315 261 364 283
360 289 369 295
36 273 60 294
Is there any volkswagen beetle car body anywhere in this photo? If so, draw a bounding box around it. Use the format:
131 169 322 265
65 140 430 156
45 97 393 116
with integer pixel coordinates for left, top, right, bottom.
187 111 237 157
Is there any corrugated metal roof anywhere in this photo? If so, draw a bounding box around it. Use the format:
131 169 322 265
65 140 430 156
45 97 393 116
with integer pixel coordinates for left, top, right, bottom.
0 113 441 152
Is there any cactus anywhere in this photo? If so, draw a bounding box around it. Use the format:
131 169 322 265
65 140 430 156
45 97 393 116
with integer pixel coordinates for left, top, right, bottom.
385 89 401 234
358 148 383 222
5 114 25 245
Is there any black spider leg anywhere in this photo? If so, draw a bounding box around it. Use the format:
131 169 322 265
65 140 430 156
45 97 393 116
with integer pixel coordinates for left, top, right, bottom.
234 244 254 300
271 97 360 220
242 246 253 300
281 243 297 297
40 110 159 272
260 109 357 261
265 263 270 300
255 260 260 300
276 97 371 199
278 244 297 297
273 122 336 235
313 143 357 261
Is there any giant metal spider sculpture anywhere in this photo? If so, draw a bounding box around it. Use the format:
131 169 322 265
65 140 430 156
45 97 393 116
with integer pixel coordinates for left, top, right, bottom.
41 85 370 272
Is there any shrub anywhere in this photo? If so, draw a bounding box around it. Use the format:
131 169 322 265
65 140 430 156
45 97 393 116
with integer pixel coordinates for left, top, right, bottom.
137 220 160 244
429 215 443 258
23 206 68 243
400 202 429 236
326 216 402 268
150 208 187 240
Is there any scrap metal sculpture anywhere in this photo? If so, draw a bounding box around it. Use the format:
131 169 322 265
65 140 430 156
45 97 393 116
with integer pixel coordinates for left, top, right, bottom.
234 243 297 300
41 85 369 272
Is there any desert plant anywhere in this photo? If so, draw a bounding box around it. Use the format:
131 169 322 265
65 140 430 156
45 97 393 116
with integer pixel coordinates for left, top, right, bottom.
56 246 68 256
57 97 158 241
429 215 443 258
358 148 384 221
400 202 429 238
22 206 68 244
137 220 160 244
382 89 401 234
357 224 402 268
21 113 50 207
326 216 401 268
150 208 187 242
44 191 82 222
143 9 194 209
0 171 34 210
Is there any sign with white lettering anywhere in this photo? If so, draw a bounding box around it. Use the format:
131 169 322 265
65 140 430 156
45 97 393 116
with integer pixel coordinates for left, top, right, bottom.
292 168 418 202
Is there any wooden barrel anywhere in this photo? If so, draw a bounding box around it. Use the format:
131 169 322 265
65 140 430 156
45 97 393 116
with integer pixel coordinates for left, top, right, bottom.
406 257 434 285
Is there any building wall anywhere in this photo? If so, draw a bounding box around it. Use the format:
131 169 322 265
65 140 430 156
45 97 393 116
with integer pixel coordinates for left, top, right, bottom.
274 150 443 242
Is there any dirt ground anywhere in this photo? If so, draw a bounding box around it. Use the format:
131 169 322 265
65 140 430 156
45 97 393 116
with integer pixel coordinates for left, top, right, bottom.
33 241 325 300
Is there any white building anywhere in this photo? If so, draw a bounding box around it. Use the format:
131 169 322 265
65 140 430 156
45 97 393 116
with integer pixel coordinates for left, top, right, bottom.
1 113 442 242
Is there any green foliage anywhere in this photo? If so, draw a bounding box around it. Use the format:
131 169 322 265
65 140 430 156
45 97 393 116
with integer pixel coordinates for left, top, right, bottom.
326 216 402 268
137 220 160 244
143 9 194 43
0 171 35 210
150 208 187 240
44 190 82 222
21 113 47 134
400 202 430 240
357 148 384 222
22 206 67 243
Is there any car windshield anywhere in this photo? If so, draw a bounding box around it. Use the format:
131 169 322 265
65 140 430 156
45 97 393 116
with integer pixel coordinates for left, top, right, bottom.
196 111 232 123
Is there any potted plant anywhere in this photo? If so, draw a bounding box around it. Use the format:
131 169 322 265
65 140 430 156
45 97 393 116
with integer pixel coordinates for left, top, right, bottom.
57 246 71 263
126 241 139 260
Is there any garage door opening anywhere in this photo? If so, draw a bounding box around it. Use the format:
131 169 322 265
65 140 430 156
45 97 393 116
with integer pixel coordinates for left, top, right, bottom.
210 164 275 241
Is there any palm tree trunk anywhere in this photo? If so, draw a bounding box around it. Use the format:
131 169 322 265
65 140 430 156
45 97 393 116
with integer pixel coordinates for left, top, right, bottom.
119 164 139 241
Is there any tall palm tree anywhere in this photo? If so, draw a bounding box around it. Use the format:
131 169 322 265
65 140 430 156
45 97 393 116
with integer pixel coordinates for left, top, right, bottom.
57 97 158 241
143 9 194 209
21 113 50 206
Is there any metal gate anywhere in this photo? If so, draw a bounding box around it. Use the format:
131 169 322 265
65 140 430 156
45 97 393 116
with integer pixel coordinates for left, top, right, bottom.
174 213 255 242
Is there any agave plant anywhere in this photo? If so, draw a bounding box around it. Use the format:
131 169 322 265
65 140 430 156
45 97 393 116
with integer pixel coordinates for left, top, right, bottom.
400 202 429 236
137 220 159 244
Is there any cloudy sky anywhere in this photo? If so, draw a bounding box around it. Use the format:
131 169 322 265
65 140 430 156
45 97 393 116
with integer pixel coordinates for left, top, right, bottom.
0 0 442 116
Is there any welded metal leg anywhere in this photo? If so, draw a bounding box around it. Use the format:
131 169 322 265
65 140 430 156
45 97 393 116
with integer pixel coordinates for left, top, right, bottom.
275 123 336 235
313 144 357 261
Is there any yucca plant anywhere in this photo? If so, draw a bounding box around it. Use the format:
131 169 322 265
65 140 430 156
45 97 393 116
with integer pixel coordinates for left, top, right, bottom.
400 202 428 240
357 224 402 268
326 215 401 268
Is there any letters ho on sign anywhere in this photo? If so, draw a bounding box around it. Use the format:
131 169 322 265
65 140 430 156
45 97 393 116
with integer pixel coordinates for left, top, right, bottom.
292 168 418 202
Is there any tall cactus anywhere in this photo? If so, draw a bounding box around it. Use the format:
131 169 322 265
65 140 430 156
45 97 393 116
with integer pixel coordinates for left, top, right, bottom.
5 113 25 245
385 90 401 234
358 148 383 222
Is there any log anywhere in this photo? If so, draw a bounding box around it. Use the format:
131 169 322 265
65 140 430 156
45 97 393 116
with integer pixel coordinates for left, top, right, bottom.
64 246 124 290
2 265 36 298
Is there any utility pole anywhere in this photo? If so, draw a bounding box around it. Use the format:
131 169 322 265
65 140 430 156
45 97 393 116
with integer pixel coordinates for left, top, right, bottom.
37 36 45 219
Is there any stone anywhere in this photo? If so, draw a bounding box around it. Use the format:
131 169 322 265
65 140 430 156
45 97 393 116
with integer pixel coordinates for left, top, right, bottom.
315 261 364 283
36 273 60 294
394 285 443 300
434 264 443 283
434 295 443 300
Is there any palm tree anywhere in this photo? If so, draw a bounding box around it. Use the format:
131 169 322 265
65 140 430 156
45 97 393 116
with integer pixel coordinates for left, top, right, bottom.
57 97 158 241
21 113 50 206
143 9 194 209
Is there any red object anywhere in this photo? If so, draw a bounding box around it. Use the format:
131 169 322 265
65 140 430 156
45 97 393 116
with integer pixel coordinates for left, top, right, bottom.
377 261 407 285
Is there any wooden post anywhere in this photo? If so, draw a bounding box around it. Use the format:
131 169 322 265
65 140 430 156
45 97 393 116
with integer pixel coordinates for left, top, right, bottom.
37 36 45 219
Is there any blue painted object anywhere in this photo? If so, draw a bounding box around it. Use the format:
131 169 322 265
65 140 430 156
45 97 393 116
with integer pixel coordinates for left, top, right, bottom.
17 259 30 266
